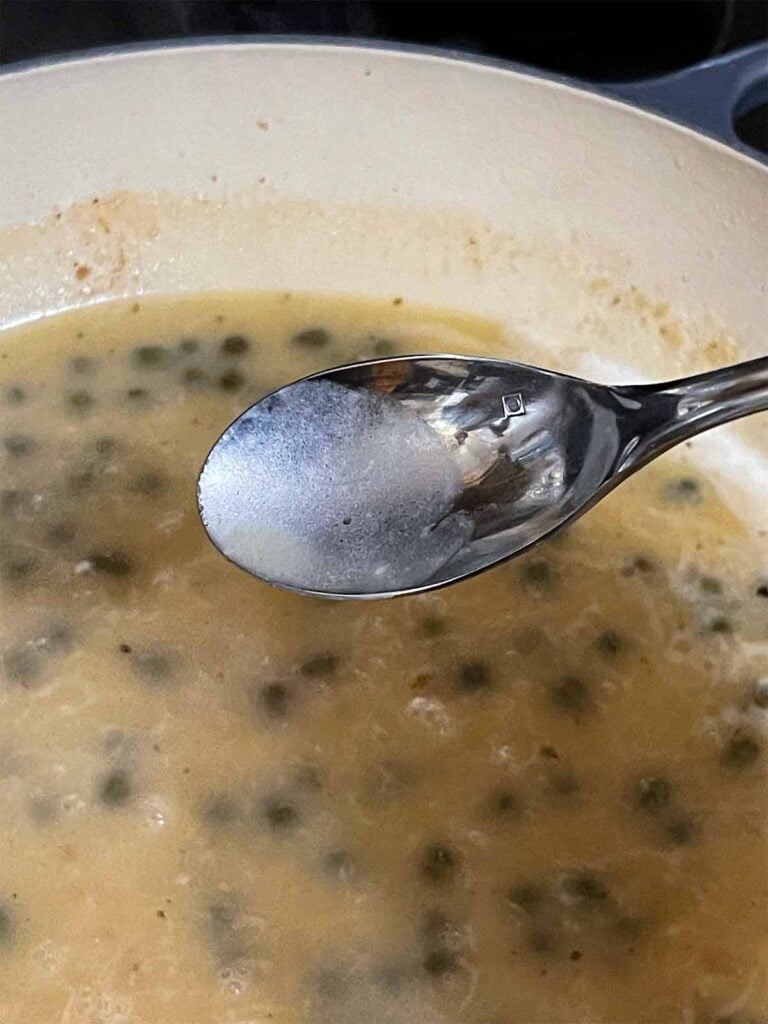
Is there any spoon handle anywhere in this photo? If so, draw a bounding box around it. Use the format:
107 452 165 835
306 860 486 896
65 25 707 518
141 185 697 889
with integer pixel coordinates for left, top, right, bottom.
617 355 768 471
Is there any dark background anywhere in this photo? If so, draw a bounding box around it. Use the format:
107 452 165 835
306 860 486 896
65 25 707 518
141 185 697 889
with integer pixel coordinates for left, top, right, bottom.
1 1 766 146
1 0 766 77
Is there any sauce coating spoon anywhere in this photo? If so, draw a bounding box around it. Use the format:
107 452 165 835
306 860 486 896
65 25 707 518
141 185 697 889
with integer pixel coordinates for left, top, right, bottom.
198 354 768 599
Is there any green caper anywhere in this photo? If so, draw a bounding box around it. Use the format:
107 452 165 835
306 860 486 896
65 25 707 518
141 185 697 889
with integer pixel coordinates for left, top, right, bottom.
98 768 133 807
220 335 250 357
422 948 457 976
3 385 26 405
634 776 671 812
549 676 590 713
521 559 559 586
372 337 397 356
456 660 491 692
202 793 241 827
69 355 96 375
508 882 546 912
594 630 624 657
527 927 557 954
126 386 149 403
420 843 458 884
262 796 300 832
66 390 95 414
419 615 446 637
292 327 331 349
47 521 76 545
130 471 168 497
490 787 520 817
88 551 132 576
300 653 338 678
255 681 291 719
3 648 42 686
129 649 174 686
133 345 168 368
622 554 656 577
181 367 208 388
323 849 356 882
1 490 26 516
721 730 761 770
3 434 37 458
663 815 698 846
218 370 245 392
664 477 702 504
561 870 609 902
699 575 723 595
708 616 733 635
0 904 14 946
1 553 38 585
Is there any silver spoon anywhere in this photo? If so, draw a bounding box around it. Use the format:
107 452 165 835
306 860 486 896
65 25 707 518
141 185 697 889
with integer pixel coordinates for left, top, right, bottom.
198 354 768 599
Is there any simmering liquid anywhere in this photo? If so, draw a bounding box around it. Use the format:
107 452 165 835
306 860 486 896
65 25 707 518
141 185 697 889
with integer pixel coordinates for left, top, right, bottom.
0 293 765 1024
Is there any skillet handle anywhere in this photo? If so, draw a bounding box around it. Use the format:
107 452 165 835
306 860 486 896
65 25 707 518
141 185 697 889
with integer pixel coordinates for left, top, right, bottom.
605 43 767 160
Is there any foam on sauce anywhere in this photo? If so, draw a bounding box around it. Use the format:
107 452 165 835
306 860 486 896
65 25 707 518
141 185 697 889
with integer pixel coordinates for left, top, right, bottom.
0 292 766 1024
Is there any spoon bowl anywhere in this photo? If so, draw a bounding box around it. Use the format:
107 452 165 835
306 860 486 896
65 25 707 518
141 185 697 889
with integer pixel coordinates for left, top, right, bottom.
198 353 768 599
